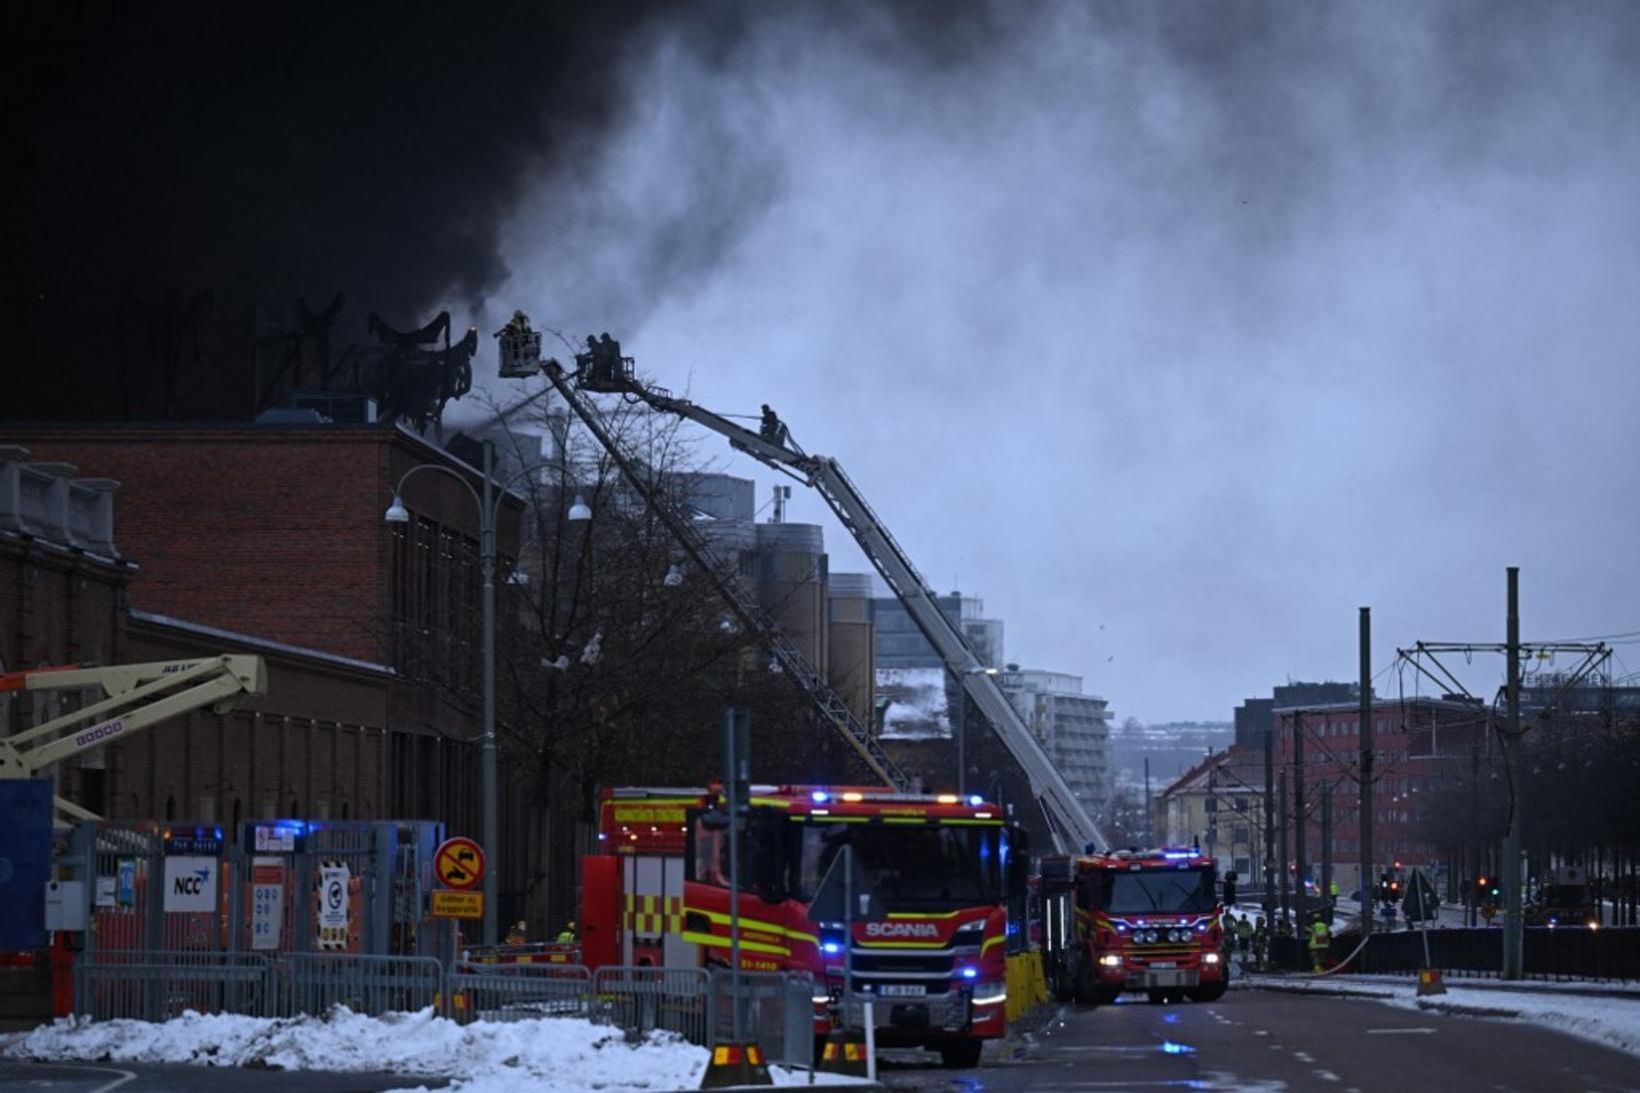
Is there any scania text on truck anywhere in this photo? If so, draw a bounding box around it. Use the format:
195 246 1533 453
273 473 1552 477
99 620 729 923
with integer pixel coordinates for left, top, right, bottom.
578 784 1027 1068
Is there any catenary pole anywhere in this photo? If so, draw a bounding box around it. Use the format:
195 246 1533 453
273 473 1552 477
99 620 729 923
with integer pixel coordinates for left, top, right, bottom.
1359 607 1373 935
1503 568 1523 979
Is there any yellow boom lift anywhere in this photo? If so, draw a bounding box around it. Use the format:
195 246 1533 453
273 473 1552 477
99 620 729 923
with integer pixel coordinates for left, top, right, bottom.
0 655 267 827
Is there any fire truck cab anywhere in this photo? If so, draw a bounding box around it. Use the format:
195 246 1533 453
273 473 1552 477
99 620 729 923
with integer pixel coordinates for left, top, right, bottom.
581 784 1026 1069
1040 847 1228 1005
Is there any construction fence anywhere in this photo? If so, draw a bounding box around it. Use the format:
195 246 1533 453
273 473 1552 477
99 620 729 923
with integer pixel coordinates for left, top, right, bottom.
73 952 816 1068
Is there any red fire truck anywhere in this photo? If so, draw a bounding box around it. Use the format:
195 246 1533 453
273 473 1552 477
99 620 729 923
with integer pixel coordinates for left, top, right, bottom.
579 784 1026 1068
1039 847 1228 1005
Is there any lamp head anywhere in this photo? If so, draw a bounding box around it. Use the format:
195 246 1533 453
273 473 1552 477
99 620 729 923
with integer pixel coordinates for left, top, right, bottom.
384 497 410 523
567 494 592 521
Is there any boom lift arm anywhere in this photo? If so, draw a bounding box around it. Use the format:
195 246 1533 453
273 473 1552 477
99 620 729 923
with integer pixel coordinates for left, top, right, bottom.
499 322 1107 852
0 655 268 827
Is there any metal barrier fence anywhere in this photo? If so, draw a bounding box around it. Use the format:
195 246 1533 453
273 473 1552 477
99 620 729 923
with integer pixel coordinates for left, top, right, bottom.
446 962 591 1024
591 967 709 1045
75 951 271 1022
1337 926 1640 980
267 953 444 1018
706 969 815 1070
71 952 818 1065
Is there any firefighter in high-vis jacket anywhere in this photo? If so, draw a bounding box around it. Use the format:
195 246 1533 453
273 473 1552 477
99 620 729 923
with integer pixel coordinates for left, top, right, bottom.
1308 913 1332 972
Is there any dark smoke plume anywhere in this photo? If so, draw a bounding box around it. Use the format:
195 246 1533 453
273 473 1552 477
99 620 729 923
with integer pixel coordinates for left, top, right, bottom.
7 2 696 418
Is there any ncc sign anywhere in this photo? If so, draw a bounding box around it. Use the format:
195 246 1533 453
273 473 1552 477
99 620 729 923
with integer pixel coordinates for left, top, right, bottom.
162 855 218 913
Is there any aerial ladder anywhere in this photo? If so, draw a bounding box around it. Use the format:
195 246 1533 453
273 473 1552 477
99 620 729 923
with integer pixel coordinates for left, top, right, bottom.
0 655 268 827
498 318 1107 853
504 335 909 789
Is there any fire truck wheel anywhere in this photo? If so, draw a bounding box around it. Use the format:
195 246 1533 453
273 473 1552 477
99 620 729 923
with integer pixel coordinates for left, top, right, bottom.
1189 981 1227 1002
939 1040 983 1069
1071 960 1099 1005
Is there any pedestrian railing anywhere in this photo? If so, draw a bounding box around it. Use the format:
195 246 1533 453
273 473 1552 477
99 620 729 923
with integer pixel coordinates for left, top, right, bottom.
447 961 591 1024
591 967 709 1045
75 950 272 1022
707 968 815 1070
69 952 821 1060
268 953 444 1018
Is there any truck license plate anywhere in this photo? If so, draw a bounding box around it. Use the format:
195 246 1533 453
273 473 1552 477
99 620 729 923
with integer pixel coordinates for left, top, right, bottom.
1149 961 1175 969
879 984 924 997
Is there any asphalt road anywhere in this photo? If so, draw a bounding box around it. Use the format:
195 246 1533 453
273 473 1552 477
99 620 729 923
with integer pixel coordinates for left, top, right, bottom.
5 988 1636 1092
0 1060 448 1092
878 988 1640 1093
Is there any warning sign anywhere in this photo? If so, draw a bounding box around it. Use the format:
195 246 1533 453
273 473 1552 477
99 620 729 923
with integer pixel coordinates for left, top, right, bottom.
318 863 349 948
435 837 485 891
431 890 484 919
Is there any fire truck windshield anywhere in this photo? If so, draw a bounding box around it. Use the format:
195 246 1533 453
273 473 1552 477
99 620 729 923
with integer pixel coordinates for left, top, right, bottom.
792 822 1002 910
1084 867 1217 916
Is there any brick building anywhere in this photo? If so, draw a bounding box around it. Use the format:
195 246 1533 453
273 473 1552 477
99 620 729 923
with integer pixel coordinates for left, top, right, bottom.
1 427 523 907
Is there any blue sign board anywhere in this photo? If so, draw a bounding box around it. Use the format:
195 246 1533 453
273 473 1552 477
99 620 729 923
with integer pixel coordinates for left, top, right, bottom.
0 780 52 949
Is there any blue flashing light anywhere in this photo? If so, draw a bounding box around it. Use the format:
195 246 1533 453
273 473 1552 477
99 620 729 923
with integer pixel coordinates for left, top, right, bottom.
811 790 830 804
821 941 843 955
968 795 983 806
1160 1041 1195 1055
597 833 608 841
1161 849 1199 860
961 966 978 980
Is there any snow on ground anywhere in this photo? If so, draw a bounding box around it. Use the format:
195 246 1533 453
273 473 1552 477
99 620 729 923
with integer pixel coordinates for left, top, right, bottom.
1244 973 1640 1059
1 1007 871 1092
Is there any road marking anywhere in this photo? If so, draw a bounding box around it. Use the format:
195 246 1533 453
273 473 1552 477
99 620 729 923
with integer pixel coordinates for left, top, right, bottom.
1252 1029 1269 1036
1293 1051 1315 1062
1314 1069 1341 1082
1365 1027 1436 1034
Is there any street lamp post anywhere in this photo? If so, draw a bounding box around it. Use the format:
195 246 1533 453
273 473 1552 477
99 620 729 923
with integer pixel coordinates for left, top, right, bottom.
384 438 589 947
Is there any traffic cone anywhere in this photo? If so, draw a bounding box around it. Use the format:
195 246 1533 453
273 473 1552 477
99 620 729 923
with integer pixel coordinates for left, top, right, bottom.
700 1042 772 1087
816 1028 870 1078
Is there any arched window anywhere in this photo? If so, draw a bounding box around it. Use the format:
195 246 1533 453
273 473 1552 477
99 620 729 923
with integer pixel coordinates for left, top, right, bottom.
165 795 176 821
232 798 242 841
289 797 299 817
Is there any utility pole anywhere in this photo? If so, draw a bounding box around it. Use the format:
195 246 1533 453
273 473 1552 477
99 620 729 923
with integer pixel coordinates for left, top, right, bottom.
1293 710 1307 931
1263 725 1275 929
1390 570 1610 979
1321 783 1333 914
1359 607 1373 935
1144 758 1152 845
1278 772 1290 939
1503 567 1523 979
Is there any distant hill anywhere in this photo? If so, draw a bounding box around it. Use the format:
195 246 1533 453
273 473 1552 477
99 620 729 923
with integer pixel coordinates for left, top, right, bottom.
1110 720 1233 788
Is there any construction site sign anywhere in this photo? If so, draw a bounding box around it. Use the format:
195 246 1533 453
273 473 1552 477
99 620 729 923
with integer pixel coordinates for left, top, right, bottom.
431 889 483 919
435 837 485 891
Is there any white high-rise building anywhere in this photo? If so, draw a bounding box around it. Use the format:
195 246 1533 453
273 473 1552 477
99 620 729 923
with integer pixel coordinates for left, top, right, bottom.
998 668 1113 820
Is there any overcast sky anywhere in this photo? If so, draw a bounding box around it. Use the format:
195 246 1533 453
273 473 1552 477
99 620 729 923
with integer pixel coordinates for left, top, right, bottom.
464 1 1639 724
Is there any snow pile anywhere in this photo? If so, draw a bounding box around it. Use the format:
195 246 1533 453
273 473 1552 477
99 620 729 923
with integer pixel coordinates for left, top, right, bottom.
5 1007 711 1093
1248 975 1640 1059
877 667 950 739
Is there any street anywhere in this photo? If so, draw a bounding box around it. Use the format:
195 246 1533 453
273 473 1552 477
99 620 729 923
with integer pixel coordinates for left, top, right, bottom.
879 989 1640 1093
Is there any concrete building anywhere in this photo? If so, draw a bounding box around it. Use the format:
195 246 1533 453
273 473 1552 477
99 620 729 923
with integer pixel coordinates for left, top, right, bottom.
997 667 1113 821
872 592 1004 670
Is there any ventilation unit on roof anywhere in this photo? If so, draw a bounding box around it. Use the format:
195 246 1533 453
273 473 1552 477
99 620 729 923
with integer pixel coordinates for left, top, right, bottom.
289 391 379 424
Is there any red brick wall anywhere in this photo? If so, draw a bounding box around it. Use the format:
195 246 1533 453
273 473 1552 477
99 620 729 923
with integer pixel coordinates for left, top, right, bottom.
12 426 396 663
